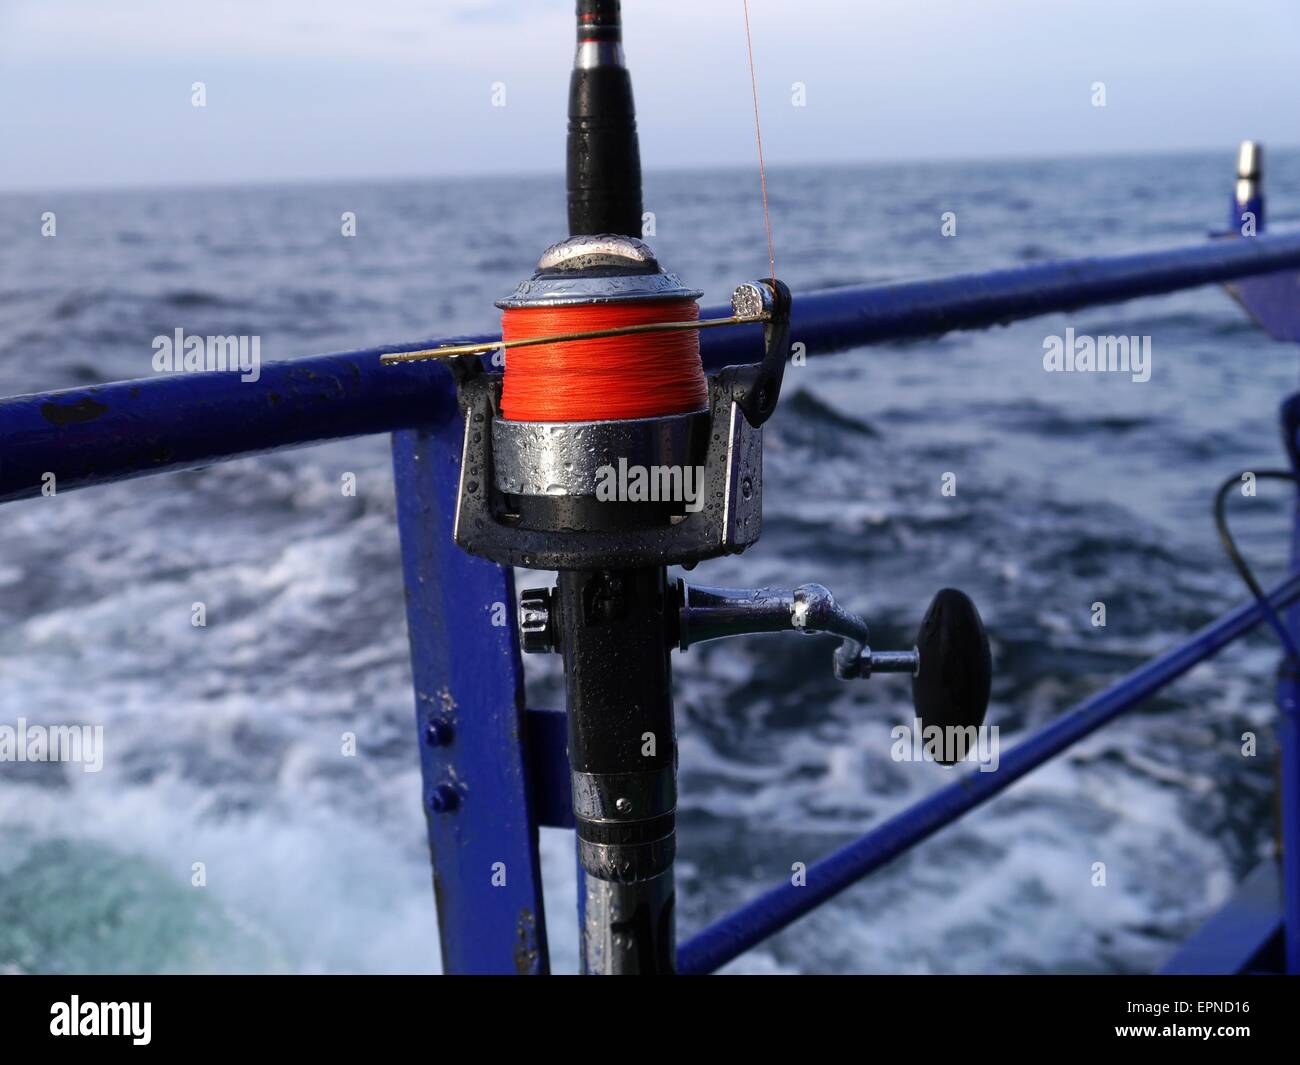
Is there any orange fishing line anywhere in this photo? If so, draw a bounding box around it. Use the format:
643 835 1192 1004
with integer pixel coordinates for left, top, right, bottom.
743 0 776 281
500 299 708 422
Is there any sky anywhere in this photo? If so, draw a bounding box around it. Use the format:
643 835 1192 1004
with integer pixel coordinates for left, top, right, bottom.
1 0 1297 192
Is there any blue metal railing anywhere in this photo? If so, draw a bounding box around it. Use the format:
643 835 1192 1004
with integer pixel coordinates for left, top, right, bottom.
4 227 1300 974
6 232 1300 504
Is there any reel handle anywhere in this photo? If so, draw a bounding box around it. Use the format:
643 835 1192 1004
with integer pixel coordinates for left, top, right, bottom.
673 581 992 738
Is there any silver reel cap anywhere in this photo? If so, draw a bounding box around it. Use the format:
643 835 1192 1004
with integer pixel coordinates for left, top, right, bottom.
496 234 703 309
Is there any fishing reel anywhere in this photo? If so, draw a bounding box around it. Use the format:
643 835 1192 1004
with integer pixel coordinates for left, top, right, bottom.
385 232 993 739
402 234 792 571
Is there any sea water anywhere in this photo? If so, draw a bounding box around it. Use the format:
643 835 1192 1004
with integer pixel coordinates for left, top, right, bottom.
1 150 1298 973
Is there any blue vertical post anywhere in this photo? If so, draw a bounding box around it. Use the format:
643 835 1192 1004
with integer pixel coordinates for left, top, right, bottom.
1277 675 1300 974
391 403 550 974
1280 397 1300 973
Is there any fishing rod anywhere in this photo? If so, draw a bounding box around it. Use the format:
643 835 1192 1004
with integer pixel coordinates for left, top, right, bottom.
388 0 992 974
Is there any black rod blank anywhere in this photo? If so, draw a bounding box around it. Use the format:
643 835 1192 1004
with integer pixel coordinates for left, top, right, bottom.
567 0 644 237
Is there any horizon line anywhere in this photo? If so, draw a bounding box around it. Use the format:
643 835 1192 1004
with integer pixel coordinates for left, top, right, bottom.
3 141 1297 199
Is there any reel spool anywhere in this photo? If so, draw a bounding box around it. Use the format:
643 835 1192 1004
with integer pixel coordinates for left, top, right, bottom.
498 235 708 423
492 235 711 536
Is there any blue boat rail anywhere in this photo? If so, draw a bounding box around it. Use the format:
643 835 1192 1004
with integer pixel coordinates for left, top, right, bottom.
4 155 1300 976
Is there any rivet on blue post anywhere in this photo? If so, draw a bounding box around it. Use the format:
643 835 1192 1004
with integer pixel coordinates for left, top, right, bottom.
424 719 453 748
428 784 461 814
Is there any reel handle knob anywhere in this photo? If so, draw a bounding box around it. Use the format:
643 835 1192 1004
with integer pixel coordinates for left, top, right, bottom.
911 588 992 734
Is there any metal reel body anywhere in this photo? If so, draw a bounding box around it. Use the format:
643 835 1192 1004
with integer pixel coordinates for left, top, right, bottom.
450 367 764 571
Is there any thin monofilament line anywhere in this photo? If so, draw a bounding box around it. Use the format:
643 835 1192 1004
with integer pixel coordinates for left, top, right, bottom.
743 0 776 280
